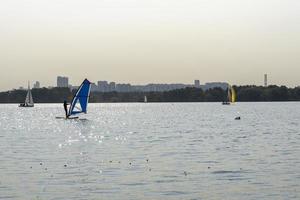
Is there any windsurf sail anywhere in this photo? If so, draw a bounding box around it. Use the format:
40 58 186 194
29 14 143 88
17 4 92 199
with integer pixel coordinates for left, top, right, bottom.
227 86 231 103
68 79 91 116
230 86 236 103
227 85 236 103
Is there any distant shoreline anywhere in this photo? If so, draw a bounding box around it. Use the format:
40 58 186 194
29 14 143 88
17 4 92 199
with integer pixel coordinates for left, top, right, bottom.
1 85 300 103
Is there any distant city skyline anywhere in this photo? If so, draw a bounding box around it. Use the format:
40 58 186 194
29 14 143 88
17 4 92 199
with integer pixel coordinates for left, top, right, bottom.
8 73 300 92
14 76 228 93
1 0 300 90
7 70 300 93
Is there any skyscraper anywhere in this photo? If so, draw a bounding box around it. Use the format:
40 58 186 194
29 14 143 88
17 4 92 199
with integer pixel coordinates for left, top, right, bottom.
57 76 69 88
109 82 116 91
194 80 200 88
33 81 40 88
97 81 109 92
264 74 268 87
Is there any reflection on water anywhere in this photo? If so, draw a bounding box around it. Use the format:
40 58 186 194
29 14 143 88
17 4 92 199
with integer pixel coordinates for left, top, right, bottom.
0 103 300 199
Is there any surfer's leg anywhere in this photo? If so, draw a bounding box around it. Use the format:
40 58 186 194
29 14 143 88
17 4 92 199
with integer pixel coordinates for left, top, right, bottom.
64 106 68 118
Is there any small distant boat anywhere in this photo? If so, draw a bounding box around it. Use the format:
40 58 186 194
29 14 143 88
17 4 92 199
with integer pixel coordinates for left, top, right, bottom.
144 95 147 103
19 82 34 107
57 79 91 119
222 102 230 105
222 85 236 105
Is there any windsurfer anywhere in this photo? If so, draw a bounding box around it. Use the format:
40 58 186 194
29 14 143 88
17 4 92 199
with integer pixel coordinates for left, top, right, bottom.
63 100 69 118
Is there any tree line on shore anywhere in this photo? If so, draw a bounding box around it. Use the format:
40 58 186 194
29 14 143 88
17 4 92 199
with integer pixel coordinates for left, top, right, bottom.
0 85 300 103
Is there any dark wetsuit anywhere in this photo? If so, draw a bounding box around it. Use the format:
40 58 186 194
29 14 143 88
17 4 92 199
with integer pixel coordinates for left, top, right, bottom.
63 100 69 118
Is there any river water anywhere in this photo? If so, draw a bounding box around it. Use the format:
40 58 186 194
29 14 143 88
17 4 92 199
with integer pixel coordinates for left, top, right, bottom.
0 103 299 200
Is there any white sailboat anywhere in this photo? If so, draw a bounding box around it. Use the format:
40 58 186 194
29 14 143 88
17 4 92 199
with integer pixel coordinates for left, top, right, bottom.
19 82 34 107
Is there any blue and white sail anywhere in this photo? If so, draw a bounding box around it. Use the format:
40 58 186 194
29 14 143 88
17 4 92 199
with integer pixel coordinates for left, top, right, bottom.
68 79 91 116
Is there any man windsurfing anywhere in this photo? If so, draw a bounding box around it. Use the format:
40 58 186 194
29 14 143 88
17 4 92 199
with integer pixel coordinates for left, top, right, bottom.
63 100 69 118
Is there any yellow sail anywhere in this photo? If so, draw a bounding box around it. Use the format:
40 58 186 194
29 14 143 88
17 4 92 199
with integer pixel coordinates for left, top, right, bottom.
227 85 236 103
230 86 236 103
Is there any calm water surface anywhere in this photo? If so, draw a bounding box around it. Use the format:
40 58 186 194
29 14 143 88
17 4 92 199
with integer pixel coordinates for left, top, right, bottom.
0 103 299 200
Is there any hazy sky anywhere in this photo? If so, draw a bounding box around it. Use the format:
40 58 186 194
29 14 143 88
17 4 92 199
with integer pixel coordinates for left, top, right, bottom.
1 0 300 90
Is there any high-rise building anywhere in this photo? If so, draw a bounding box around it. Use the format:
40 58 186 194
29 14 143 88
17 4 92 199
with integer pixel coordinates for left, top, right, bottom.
109 82 116 91
33 81 40 89
264 74 268 87
97 81 109 92
90 83 98 92
57 76 69 88
194 80 200 88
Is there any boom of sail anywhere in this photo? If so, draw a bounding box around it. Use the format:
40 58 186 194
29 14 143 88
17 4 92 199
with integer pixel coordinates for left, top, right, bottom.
68 79 91 117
